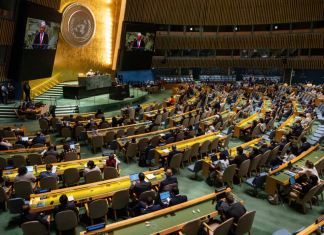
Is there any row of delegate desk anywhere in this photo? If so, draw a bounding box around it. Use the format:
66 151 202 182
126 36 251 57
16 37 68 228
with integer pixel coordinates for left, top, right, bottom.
29 168 165 213
265 144 324 195
80 188 236 235
3 156 106 182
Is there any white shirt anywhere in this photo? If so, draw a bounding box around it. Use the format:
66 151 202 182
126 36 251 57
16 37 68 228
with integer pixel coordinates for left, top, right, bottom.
298 167 320 182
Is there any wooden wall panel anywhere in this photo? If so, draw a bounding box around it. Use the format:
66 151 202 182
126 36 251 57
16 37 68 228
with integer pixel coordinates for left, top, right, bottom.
155 33 324 50
28 0 61 10
125 0 324 25
152 57 324 70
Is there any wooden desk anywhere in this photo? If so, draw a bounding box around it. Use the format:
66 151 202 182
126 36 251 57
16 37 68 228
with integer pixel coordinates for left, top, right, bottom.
0 143 81 159
261 99 272 113
168 109 199 127
201 138 263 177
292 100 303 115
296 219 324 235
265 144 323 195
232 97 247 112
86 122 152 139
30 168 165 213
3 156 107 182
80 188 233 235
117 126 181 148
143 106 174 120
275 114 298 142
6 135 51 145
234 113 264 138
155 132 227 157
199 110 235 129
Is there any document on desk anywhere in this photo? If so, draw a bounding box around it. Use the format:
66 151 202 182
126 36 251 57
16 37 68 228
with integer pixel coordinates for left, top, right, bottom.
162 149 170 154
52 166 57 173
146 174 156 180
68 196 74 201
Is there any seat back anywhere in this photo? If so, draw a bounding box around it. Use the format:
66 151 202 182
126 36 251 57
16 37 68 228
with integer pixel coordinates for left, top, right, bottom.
84 170 102 184
92 135 104 149
150 136 160 147
104 131 115 145
238 159 251 177
301 184 321 204
280 142 291 157
126 143 138 159
213 217 234 235
75 126 85 139
21 221 49 235
14 181 33 200
116 129 124 138
126 127 135 136
0 157 7 169
182 118 189 128
251 126 261 138
63 168 80 186
182 148 192 163
0 187 8 203
235 211 256 235
40 176 58 190
61 127 72 138
12 155 27 168
258 150 271 168
223 164 237 185
200 140 211 155
169 153 183 170
138 138 149 153
111 189 129 210
267 146 280 165
88 199 109 219
27 154 43 165
103 167 119 180
222 134 232 149
64 151 78 161
249 154 262 173
181 219 201 235
136 126 146 134
55 210 78 232
7 197 24 214
209 138 219 152
43 155 57 164
139 190 156 202
191 143 200 157
39 119 49 133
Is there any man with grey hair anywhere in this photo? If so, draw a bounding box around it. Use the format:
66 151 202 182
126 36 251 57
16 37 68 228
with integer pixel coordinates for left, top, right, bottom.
32 21 49 49
132 32 145 49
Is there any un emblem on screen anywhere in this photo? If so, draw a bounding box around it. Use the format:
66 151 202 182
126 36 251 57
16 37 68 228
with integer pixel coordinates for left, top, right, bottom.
61 3 96 47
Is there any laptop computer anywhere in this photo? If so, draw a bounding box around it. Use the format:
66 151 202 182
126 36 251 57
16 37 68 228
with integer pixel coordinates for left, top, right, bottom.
26 166 33 172
130 173 139 182
289 176 296 186
160 191 171 205
70 144 75 150
21 137 28 141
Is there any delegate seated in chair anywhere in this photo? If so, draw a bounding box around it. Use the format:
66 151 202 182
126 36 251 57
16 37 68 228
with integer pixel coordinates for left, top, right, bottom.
130 172 152 198
161 145 181 167
289 175 319 201
216 192 246 223
140 196 161 214
208 152 229 183
53 194 79 218
159 168 178 191
168 186 187 207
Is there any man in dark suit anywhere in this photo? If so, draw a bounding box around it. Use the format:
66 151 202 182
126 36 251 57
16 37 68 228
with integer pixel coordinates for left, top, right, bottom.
32 132 46 145
140 196 161 214
230 146 247 167
162 145 181 167
132 33 145 50
169 186 187 206
216 193 246 223
22 81 31 102
53 194 79 218
130 172 152 197
159 168 178 191
32 21 49 49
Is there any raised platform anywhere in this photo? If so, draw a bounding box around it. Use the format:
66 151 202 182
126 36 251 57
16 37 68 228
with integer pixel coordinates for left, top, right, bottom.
55 85 148 114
